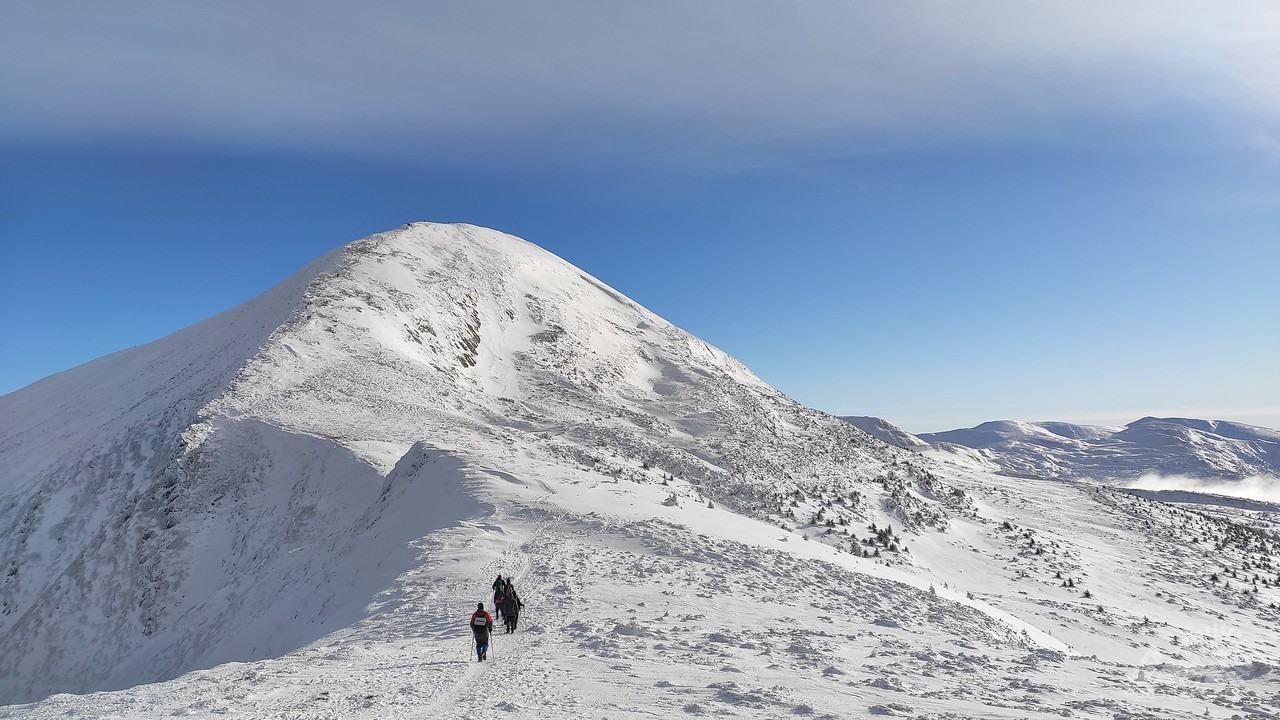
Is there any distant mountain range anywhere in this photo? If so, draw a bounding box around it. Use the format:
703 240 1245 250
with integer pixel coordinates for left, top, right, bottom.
842 415 1280 480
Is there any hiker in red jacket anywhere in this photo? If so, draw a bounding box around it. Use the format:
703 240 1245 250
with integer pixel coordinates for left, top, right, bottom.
470 602 495 661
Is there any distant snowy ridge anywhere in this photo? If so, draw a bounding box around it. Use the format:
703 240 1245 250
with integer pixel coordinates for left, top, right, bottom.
840 416 929 451
842 415 1280 483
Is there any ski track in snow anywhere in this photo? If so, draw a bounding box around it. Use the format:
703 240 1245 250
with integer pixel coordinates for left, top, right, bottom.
2 224 1278 719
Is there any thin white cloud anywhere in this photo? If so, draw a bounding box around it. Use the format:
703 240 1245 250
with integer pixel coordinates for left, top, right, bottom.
3 1 1279 167
1125 473 1280 504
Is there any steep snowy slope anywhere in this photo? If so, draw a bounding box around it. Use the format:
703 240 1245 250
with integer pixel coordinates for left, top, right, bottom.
3 224 1278 718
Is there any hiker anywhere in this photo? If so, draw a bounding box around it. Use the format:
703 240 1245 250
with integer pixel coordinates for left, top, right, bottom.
493 584 506 621
492 575 507 619
503 587 524 633
470 602 495 661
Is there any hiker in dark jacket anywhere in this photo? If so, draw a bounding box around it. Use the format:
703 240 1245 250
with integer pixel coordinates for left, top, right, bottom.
493 585 506 621
502 589 524 633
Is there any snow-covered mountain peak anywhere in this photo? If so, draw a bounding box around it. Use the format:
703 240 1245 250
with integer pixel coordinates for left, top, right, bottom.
2 223 924 703
198 222 777 466
5 225 1279 717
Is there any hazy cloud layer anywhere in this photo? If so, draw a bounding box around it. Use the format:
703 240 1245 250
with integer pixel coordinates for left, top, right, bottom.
1126 473 1280 504
4 1 1279 167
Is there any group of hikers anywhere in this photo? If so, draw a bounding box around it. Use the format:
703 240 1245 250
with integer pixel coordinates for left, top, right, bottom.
468 573 525 661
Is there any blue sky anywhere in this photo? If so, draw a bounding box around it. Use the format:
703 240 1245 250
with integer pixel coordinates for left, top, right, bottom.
2 2 1278 432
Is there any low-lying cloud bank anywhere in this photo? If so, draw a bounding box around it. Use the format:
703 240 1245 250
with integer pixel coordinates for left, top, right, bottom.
1125 473 1280 504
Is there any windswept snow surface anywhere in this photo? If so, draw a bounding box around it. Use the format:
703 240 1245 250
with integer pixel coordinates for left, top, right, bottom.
3 224 1279 718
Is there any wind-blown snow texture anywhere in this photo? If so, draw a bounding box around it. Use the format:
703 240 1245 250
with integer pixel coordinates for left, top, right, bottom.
3 224 1278 718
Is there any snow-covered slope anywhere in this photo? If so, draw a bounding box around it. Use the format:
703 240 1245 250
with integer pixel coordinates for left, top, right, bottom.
3 224 1278 718
839 415 930 451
